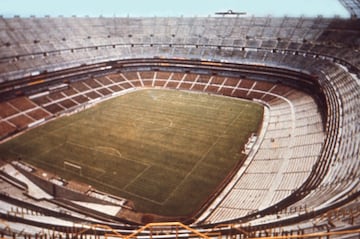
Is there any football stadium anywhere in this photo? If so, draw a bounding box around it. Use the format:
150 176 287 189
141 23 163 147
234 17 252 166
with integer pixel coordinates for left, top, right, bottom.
0 0 359 238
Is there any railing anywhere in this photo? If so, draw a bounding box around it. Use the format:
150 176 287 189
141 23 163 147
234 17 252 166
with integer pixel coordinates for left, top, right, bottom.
0 204 359 238
73 222 360 239
75 222 219 239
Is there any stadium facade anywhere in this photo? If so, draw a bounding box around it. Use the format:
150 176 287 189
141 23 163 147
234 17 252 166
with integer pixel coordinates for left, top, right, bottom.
0 3 359 238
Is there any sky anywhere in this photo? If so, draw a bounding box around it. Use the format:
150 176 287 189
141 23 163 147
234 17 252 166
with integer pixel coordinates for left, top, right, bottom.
0 0 350 18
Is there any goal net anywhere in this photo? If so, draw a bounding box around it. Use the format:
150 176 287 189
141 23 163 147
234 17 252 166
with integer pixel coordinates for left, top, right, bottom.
63 161 82 176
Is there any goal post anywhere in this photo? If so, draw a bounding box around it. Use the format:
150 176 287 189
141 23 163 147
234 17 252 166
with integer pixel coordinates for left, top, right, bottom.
64 161 82 176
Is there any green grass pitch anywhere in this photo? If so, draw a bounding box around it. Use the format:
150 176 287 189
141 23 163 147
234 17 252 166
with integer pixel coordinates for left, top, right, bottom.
0 89 264 216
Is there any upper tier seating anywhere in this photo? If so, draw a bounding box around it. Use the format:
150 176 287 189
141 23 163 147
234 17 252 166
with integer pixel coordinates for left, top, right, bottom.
0 15 359 238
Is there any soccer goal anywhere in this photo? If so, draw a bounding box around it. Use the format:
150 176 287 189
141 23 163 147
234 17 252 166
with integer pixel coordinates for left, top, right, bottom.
64 161 82 176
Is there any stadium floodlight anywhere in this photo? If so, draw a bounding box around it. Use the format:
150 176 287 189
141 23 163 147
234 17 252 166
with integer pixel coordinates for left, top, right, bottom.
215 9 247 16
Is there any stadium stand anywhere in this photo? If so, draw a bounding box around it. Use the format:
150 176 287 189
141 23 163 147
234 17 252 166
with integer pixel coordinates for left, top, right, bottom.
339 0 360 18
0 10 359 239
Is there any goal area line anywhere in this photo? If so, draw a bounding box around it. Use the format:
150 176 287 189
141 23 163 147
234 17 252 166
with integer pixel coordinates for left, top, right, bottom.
64 161 82 176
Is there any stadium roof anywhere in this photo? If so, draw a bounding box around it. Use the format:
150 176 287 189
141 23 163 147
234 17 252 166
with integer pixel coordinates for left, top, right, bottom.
0 0 350 18
339 0 360 18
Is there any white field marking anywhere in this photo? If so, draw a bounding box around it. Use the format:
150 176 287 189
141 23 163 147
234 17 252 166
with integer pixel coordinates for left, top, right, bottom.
10 136 66 162
94 146 122 157
63 159 106 175
162 107 246 204
123 164 151 191
132 117 173 132
67 140 151 168
74 172 162 205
